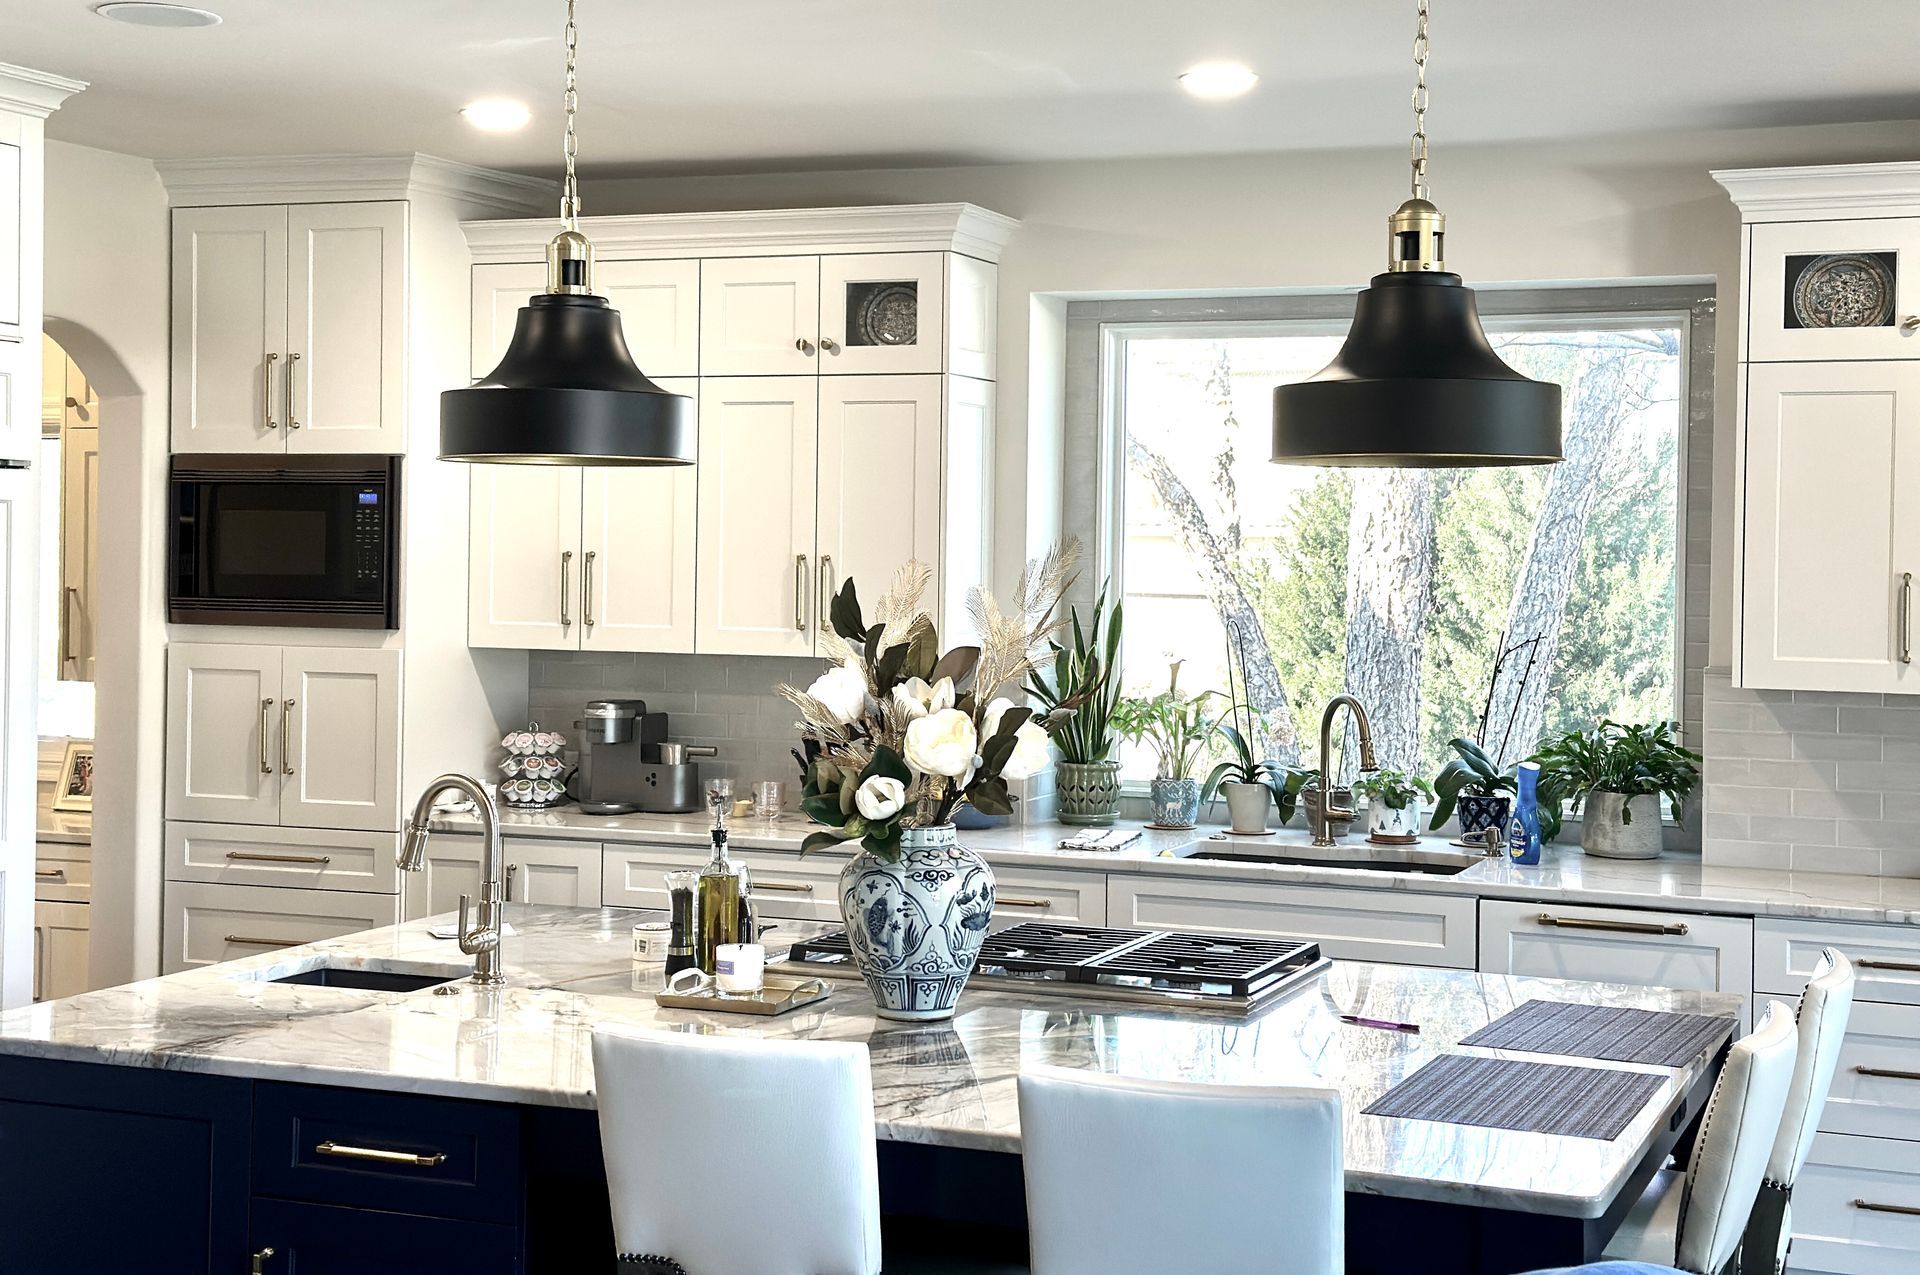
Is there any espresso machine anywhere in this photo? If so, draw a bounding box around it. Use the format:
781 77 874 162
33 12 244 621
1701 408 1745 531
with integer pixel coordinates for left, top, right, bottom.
571 699 716 815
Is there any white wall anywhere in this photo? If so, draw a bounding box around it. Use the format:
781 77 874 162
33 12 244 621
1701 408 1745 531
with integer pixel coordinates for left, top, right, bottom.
42 139 169 987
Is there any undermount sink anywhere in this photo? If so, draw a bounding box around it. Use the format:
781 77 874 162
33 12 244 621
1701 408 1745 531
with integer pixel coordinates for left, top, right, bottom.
262 963 464 993
1179 837 1484 876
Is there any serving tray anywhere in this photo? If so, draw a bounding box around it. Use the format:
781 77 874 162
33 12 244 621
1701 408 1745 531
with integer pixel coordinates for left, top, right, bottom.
654 973 830 1017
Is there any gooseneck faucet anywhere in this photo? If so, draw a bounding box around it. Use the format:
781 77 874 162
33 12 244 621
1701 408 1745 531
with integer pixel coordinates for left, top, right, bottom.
1305 694 1380 847
399 774 505 986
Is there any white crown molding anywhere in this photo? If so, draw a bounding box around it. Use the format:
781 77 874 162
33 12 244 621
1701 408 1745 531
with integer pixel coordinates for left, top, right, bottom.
1713 161 1920 222
461 202 1020 264
0 62 86 119
157 153 555 215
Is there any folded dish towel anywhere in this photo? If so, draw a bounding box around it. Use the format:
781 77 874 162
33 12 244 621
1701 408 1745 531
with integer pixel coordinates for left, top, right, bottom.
1057 828 1142 853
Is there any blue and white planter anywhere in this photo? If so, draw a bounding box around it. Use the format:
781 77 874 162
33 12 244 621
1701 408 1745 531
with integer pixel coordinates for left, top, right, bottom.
839 824 995 1022
1149 777 1201 828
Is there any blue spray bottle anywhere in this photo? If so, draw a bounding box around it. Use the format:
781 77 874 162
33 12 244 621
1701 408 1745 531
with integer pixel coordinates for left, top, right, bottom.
1507 761 1543 866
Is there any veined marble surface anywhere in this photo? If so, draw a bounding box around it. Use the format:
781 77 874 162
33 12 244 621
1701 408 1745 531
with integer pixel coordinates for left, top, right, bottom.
0 905 1739 1218
431 806 1920 926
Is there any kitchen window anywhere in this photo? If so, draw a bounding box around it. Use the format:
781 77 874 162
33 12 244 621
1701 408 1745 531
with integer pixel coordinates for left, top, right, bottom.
1074 287 1710 787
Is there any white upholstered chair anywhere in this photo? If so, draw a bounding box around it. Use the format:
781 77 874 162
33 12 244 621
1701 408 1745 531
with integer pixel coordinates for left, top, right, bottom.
1604 999 1801 1275
1742 949 1856 1275
1016 1064 1342 1275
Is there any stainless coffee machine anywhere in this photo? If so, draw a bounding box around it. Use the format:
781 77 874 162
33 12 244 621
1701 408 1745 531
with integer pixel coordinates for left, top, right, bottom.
572 699 716 815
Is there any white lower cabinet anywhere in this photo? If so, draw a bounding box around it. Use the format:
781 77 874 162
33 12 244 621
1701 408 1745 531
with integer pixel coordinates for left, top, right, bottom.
982 865 1106 928
401 835 602 918
1478 899 1754 1018
1757 916 1920 1008
1787 1132 1920 1275
1815 999 1920 1143
1107 875 1477 968
602 842 706 912
161 880 400 973
32 899 88 1002
165 822 401 894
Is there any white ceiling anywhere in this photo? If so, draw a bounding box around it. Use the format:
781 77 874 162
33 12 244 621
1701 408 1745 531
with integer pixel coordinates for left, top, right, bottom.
6 0 1919 176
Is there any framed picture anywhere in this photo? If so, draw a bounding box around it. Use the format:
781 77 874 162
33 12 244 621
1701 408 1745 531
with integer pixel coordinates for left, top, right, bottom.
53 740 92 814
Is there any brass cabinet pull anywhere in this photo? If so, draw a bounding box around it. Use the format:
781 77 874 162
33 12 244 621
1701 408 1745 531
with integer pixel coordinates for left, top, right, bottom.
1855 1065 1920 1082
1859 957 1920 973
1535 912 1690 936
821 337 841 355
259 698 275 775
1902 572 1913 664
224 934 297 947
819 554 834 625
286 352 302 428
582 550 596 631
1902 316 1920 335
754 880 814 894
795 337 815 356
559 549 573 627
262 352 279 429
505 862 518 903
281 699 296 776
314 1140 447 1168
34 868 64 881
795 554 809 631
996 895 1053 909
251 1247 275 1275
225 850 332 866
1853 1198 1920 1217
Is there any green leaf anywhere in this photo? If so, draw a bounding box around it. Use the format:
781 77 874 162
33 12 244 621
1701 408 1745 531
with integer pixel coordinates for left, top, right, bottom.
906 628 939 681
830 579 867 642
967 776 1013 815
800 793 844 826
860 744 913 787
874 641 911 691
800 830 850 857
930 645 980 687
979 731 1020 778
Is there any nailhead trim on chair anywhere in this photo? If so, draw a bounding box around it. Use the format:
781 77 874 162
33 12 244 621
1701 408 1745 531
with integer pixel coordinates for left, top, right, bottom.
617 1255 689 1274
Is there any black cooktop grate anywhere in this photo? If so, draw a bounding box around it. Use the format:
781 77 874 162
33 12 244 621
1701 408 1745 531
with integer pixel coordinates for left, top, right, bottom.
1087 931 1315 997
975 923 1151 974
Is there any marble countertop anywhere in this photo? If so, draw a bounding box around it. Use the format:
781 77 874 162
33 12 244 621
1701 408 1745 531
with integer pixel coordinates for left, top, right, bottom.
0 905 1740 1217
432 806 1920 927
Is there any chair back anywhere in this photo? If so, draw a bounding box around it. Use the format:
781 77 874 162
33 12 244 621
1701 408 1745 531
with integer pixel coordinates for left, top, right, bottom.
1017 1064 1342 1275
1673 1001 1800 1275
592 1027 883 1275
1766 948 1855 1186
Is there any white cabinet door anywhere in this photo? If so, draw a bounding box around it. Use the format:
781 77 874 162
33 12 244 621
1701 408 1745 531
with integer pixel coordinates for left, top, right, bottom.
818 252 945 375
0 139 18 335
1755 917 1920 1008
582 377 697 653
401 834 601 918
1748 218 1920 363
1786 1132 1920 1275
468 464 582 650
816 375 942 644
160 880 399 973
600 260 701 378
695 377 819 655
165 821 401 895
278 646 402 832
170 205 288 452
31 899 87 1001
285 201 406 453
699 257 820 376
1813 999 1920 1144
1741 362 1920 692
470 262 543 378
165 643 282 826
1479 899 1754 1015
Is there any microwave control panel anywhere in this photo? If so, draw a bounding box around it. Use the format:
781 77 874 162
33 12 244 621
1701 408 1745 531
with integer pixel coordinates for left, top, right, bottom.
353 490 385 585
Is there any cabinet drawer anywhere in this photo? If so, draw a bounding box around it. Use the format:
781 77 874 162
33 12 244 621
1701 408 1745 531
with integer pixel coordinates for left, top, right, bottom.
1757 917 1920 1006
602 842 710 910
253 1083 520 1224
1787 1132 1920 1275
402 834 601 919
983 864 1106 927
250 1197 522 1274
166 822 401 894
32 852 89 903
736 848 843 922
1818 999 1920 1142
162 881 400 973
1479 899 1752 1010
1108 875 1477 968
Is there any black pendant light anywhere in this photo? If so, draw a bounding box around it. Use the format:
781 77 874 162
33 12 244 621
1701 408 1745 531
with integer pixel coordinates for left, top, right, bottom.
1271 0 1561 468
441 0 693 466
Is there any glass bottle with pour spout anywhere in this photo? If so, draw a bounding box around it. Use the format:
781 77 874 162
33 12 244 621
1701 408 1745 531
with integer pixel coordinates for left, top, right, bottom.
695 778 741 972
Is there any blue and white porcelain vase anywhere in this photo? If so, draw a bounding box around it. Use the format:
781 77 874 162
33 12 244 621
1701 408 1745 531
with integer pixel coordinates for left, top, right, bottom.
839 824 995 1022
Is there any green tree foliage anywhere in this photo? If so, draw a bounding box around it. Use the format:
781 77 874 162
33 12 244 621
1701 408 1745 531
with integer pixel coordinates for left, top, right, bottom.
1244 473 1350 724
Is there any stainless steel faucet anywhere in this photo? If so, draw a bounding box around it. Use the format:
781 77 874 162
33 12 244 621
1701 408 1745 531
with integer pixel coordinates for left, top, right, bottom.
1305 694 1380 847
399 774 505 986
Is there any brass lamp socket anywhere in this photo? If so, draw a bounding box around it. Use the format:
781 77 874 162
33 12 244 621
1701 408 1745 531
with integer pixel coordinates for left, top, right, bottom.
1387 198 1446 273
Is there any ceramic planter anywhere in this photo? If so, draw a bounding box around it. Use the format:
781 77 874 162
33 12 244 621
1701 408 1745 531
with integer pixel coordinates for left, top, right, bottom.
838 824 994 1022
1148 777 1201 828
1056 760 1122 826
1366 801 1423 839
1455 793 1511 841
1222 780 1272 834
1581 791 1664 859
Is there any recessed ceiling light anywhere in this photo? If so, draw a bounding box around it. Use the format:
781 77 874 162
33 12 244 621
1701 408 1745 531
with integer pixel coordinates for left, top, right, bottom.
460 99 532 132
93 3 222 28
1179 61 1259 101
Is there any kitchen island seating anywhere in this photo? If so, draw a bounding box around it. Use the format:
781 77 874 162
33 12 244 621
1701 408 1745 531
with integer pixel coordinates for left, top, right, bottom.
1744 948 1856 1275
1602 1000 1801 1275
1015 1065 1342 1275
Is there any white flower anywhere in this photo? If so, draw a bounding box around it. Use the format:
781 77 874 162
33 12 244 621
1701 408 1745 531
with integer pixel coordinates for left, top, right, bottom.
981 697 1051 781
890 675 955 721
904 707 979 779
854 775 907 821
805 662 869 725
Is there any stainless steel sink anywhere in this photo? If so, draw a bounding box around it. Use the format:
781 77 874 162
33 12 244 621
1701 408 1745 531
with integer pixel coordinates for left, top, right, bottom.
260 963 464 993
1179 836 1485 876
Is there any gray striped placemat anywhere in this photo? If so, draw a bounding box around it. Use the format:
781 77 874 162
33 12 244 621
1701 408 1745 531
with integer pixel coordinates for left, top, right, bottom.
1461 999 1734 1067
1363 1054 1664 1139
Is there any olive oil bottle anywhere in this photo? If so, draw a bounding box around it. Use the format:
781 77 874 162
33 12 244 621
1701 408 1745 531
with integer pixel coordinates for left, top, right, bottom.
696 779 741 972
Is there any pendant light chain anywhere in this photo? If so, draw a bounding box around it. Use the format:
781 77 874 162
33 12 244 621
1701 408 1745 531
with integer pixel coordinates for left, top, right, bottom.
1409 0 1430 201
560 0 580 229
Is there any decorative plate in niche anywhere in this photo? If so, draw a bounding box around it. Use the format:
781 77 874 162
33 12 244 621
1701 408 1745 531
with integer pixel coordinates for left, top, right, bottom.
854 283 919 346
1789 252 1896 329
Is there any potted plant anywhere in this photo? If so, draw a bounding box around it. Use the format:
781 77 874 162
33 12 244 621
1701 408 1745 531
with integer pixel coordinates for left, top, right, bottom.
782 545 1075 1020
1027 587 1123 825
1429 737 1517 844
1532 720 1701 860
1114 661 1219 829
1201 713 1314 835
1351 769 1434 842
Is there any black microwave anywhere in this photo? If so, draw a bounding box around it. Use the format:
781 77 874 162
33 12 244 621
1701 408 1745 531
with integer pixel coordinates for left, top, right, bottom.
168 454 401 629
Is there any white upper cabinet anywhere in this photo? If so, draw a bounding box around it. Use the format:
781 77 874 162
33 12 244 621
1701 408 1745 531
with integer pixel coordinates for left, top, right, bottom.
471 259 699 380
816 375 943 639
696 376 819 655
0 138 20 337
468 464 582 650
818 252 945 375
699 256 821 376
1746 217 1920 363
1741 362 1920 693
946 254 997 381
170 201 407 454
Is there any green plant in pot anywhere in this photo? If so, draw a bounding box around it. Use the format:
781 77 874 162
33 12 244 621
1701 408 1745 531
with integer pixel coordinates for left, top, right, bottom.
1201 714 1314 835
1028 588 1123 825
1352 768 1434 841
1430 737 1517 844
1115 661 1219 829
1532 720 1701 860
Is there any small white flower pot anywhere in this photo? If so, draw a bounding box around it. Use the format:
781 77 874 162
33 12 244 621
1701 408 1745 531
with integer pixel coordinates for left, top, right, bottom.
1581 791 1664 859
1222 781 1272 834
1366 801 1422 840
